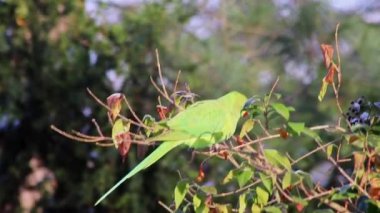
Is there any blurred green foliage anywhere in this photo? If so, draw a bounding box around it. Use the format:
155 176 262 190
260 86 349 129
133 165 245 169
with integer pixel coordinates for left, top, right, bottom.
0 0 379 212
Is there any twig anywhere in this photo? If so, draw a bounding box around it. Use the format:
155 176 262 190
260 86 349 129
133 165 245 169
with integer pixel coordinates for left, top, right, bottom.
86 88 146 128
263 76 280 129
155 49 170 98
51 125 108 143
92 118 104 137
174 70 181 93
335 23 342 90
150 76 174 104
122 95 150 129
213 180 260 198
314 140 370 197
158 200 173 213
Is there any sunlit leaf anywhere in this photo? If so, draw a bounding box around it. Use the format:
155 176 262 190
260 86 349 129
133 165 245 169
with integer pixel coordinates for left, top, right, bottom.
236 167 254 188
251 204 261 213
259 172 273 194
238 193 247 213
256 186 269 205
112 119 129 148
201 186 217 195
193 193 208 213
326 144 333 158
282 171 292 189
215 204 232 213
174 180 190 209
271 103 290 120
264 149 291 171
222 170 234 185
318 80 328 102
239 119 254 138
263 206 282 213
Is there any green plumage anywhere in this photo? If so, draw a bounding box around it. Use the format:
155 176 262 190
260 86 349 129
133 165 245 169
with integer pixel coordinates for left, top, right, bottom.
95 91 247 205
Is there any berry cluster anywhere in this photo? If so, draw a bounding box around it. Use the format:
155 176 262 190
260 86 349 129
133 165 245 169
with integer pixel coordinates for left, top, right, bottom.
346 97 380 130
346 97 370 126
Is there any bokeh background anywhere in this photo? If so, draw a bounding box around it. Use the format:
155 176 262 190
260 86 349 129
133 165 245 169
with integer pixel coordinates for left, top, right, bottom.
1 0 380 212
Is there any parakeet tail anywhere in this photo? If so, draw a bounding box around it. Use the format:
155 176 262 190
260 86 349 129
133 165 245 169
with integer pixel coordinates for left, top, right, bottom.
95 142 181 206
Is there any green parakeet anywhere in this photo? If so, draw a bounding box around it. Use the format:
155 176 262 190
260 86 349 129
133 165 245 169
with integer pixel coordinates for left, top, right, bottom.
95 91 247 205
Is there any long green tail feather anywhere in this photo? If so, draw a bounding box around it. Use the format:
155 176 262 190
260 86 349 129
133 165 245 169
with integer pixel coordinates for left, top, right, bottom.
95 142 181 206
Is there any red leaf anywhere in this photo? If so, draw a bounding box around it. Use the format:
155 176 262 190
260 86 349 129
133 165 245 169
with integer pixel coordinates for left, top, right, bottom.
107 93 123 121
117 132 132 162
156 105 169 120
323 66 336 85
320 44 334 69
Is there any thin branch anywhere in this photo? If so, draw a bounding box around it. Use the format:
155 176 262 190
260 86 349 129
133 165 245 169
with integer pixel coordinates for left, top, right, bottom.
150 76 174 104
314 140 370 197
51 125 108 143
174 70 181 93
155 49 170 98
158 200 173 213
122 95 150 129
335 23 342 90
213 180 260 198
86 88 146 128
92 118 104 137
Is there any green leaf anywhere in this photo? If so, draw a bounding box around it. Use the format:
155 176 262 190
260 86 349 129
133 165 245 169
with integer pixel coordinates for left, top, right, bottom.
222 170 234 185
302 127 322 142
282 171 292 189
287 122 305 136
318 80 328 101
201 186 217 195
326 144 333 158
259 172 273 194
223 167 253 188
264 149 291 171
256 186 269 205
263 206 282 213
238 193 247 213
193 193 207 213
215 204 232 213
312 210 334 213
251 204 262 213
112 119 129 148
240 119 254 138
295 170 314 188
236 167 254 188
174 180 190 209
271 103 290 120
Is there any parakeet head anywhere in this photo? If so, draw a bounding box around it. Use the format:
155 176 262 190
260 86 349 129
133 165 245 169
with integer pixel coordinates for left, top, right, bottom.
220 91 248 112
